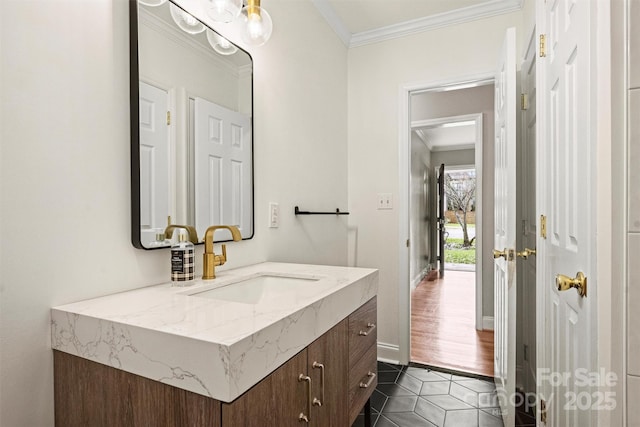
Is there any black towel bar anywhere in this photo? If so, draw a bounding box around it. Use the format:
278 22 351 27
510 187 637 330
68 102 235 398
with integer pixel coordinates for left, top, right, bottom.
294 206 349 216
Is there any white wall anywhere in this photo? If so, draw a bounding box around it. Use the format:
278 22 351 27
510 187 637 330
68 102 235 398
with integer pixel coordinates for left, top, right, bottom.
0 0 348 425
627 0 640 424
347 12 523 360
431 148 476 168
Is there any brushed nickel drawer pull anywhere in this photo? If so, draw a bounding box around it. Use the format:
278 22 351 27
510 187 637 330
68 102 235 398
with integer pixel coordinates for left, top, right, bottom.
298 374 311 423
358 322 376 336
312 361 325 405
359 371 376 388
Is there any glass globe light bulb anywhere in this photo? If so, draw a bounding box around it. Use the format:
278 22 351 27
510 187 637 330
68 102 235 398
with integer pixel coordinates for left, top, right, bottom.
204 0 242 23
139 0 167 6
206 29 238 56
169 4 205 34
240 5 272 47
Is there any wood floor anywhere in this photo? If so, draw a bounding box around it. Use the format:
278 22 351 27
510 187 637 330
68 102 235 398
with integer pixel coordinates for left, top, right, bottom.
411 270 494 377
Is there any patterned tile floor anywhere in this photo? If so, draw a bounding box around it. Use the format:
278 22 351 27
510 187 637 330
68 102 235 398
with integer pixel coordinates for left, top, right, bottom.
351 362 536 427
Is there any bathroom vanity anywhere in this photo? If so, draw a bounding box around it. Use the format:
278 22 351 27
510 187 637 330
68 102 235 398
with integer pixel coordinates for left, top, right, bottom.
51 263 378 426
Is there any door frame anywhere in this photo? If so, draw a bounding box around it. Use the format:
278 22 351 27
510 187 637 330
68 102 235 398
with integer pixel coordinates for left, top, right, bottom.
411 114 484 330
398 73 493 364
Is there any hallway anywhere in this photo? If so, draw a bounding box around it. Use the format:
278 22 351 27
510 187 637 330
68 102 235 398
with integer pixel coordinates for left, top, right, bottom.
411 271 494 377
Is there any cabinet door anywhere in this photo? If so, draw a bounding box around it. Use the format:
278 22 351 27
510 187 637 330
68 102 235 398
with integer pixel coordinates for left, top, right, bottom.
307 318 348 426
222 350 308 427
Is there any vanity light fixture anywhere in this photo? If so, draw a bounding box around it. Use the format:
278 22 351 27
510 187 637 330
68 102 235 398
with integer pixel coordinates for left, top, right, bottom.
240 0 272 47
169 3 206 34
204 0 272 47
206 29 239 55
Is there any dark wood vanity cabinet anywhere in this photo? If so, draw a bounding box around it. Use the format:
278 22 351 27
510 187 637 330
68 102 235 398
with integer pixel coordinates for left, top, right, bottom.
348 297 378 425
54 297 377 427
308 318 349 426
222 318 349 426
221 349 309 426
53 351 222 427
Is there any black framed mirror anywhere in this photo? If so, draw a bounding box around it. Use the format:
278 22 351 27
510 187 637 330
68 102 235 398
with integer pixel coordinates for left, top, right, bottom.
130 0 254 249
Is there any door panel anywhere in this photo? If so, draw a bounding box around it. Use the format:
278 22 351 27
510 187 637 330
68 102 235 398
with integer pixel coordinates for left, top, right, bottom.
139 81 169 246
518 26 538 400
494 27 517 427
194 98 252 240
540 0 593 425
438 163 445 277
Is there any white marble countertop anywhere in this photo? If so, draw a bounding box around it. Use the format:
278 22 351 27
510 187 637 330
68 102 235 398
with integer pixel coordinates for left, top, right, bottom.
51 262 378 402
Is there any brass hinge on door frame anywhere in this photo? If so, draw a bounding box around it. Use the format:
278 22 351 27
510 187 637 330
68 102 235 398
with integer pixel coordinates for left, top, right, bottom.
540 215 547 239
539 34 547 57
167 111 171 125
540 398 547 423
521 93 529 110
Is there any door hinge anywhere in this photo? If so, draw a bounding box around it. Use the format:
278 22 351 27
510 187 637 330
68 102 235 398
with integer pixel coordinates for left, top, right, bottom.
539 34 547 57
521 93 529 110
166 111 171 125
540 215 547 239
406 239 410 248
540 398 547 424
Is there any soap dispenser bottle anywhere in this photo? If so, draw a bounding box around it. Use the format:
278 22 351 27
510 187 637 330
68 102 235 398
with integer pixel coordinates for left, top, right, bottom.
171 232 194 285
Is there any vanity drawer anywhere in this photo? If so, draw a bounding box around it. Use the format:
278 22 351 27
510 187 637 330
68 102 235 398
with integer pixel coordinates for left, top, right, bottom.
348 297 377 368
348 342 377 425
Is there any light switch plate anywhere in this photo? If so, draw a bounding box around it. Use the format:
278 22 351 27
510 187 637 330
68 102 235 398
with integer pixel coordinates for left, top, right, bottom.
269 203 279 228
377 193 393 210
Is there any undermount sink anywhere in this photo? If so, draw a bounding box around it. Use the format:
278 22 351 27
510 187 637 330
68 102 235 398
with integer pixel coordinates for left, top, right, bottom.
188 274 332 305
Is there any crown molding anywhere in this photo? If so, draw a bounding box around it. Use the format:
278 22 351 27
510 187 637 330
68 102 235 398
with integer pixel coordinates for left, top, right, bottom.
312 0 523 49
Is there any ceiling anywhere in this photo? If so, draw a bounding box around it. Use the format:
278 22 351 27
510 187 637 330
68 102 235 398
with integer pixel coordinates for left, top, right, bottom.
312 0 523 47
414 122 477 152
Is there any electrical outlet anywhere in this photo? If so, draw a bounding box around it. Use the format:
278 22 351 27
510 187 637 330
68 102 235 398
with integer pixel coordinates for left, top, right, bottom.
269 203 279 228
377 193 393 210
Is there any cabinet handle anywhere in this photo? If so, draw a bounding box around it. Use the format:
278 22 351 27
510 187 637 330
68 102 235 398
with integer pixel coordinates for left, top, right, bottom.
359 371 377 389
358 322 376 336
298 374 311 423
312 362 324 406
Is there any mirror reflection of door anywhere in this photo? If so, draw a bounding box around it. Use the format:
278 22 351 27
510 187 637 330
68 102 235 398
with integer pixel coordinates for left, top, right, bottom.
437 163 445 278
194 98 253 242
139 81 170 247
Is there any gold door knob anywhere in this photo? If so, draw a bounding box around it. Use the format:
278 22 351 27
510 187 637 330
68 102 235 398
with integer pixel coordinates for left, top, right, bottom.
556 272 587 297
516 248 536 259
493 249 514 260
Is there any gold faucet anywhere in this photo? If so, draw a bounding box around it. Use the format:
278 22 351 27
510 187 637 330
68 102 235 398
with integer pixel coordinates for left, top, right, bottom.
202 225 242 280
164 224 199 244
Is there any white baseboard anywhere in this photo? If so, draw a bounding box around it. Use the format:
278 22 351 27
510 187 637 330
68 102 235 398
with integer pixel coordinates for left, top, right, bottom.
483 316 494 331
410 268 429 290
377 342 401 365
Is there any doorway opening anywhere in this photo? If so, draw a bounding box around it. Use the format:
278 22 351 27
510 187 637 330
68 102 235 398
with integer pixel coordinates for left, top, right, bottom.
406 81 495 377
442 166 477 274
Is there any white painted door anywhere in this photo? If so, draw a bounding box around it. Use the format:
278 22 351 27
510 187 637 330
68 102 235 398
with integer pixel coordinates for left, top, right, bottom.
139 81 170 246
494 26 517 427
538 0 594 425
518 25 538 402
194 97 252 241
